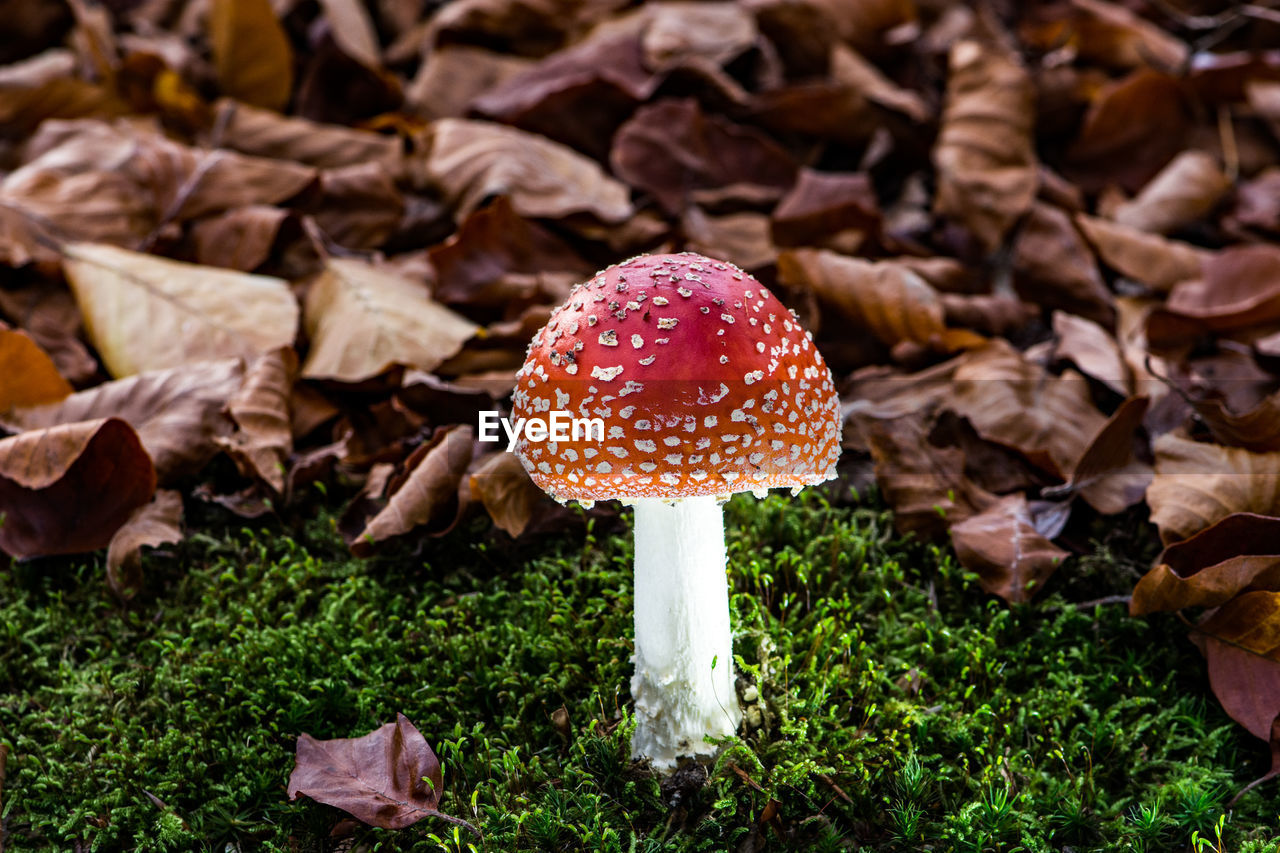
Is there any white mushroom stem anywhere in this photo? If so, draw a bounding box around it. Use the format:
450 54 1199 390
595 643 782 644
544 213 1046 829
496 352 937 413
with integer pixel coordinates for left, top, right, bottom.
629 496 742 770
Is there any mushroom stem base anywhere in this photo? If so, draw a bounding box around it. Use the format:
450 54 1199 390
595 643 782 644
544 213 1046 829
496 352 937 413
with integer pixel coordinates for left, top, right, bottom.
630 496 742 771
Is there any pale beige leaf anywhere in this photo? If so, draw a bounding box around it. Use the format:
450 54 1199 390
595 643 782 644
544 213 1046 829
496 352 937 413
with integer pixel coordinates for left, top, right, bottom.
209 0 294 111
1148 433 1280 544
933 41 1037 252
641 1 756 72
1112 150 1231 235
415 118 633 222
470 451 544 538
303 258 479 383
62 242 298 378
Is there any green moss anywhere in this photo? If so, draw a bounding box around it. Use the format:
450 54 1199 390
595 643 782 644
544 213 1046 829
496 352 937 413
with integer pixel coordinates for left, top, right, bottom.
2 492 1279 851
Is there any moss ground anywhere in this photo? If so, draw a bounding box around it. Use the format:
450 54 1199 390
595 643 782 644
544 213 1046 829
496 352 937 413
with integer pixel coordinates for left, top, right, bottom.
3 490 1280 851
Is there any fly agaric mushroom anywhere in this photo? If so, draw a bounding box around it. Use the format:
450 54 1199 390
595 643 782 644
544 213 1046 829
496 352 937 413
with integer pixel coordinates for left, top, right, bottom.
511 252 840 770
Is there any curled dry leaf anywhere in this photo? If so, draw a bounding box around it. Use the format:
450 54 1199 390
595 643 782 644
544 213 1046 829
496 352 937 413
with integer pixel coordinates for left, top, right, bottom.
1021 0 1187 72
1201 636 1280 758
932 41 1037 252
0 417 155 560
641 1 757 72
0 328 72 410
302 258 478 383
469 451 546 538
778 248 945 347
1132 513 1280 615
216 348 297 492
209 0 294 110
415 118 633 223
2 359 245 482
352 424 475 555
611 99 797 215
1111 150 1231 235
62 242 299 378
949 493 1070 603
947 341 1106 479
105 489 183 600
288 713 474 833
1073 213 1206 292
1147 433 1280 545
409 46 536 121
316 0 382 69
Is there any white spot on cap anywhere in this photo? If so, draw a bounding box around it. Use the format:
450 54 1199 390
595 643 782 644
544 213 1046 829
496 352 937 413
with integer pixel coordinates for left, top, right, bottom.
591 364 624 381
657 318 678 330
635 439 657 452
599 330 618 346
631 334 644 348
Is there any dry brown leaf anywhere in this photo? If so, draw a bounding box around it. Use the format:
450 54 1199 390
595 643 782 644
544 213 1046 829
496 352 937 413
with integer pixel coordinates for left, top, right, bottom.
682 208 777 271
1074 213 1207 292
1066 69 1191 192
1112 150 1231 235
641 1 757 72
216 348 297 492
415 118 633 223
213 100 403 170
302 258 478 383
1202 634 1280 746
188 205 290 271
1052 310 1129 396
804 0 916 54
0 329 72 410
2 359 245 482
1198 591 1280 661
851 411 998 536
1065 394 1151 514
830 42 929 122
771 169 881 252
0 418 155 560
0 282 100 385
425 0 630 56
309 162 404 250
1147 433 1280 544
932 41 1037 252
938 293 1037 338
352 424 474 555
1163 245 1280 333
428 196 592 311
1133 514 1280 615
209 0 294 110
105 489 183 600
407 46 535 120
469 451 546 537
1012 203 1114 327
611 98 797 214
1021 0 1187 72
778 248 945 347
949 494 1070 603
62 242 297 378
947 340 1105 479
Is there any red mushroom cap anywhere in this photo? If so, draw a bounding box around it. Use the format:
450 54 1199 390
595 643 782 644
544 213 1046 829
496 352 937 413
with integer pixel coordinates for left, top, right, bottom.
511 252 840 501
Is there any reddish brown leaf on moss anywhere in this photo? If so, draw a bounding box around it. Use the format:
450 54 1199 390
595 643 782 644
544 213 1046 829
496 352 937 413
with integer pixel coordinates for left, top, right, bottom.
0 418 155 559
950 494 1070 603
287 713 471 832
1132 514 1280 615
1203 633 1280 743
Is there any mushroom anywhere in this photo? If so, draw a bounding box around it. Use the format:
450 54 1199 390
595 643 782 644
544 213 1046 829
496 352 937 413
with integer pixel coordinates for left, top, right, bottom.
511 252 841 770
